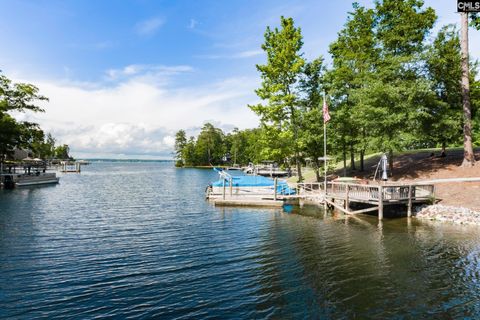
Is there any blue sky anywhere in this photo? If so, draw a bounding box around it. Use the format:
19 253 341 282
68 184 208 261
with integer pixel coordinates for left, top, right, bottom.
1 0 478 159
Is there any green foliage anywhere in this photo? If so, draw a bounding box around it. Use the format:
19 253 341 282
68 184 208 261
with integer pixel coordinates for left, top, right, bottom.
55 144 71 160
173 123 226 166
195 123 225 165
174 130 187 163
420 25 463 149
175 3 480 174
0 72 51 159
298 57 327 181
471 13 480 30
31 133 56 159
249 16 305 180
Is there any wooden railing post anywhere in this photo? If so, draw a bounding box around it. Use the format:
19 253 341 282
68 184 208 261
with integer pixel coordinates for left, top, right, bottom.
222 179 226 200
274 178 278 201
378 185 384 220
407 185 413 217
345 185 350 212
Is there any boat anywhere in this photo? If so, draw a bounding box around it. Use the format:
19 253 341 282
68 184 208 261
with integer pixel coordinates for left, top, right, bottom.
206 168 295 198
1 172 59 189
243 161 291 177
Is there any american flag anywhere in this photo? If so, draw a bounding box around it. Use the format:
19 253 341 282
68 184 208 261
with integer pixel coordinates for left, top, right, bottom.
323 98 331 123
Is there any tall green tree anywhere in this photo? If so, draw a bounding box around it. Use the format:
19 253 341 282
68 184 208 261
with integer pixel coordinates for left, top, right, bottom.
421 25 463 154
174 129 187 166
460 12 475 166
55 144 71 159
249 16 305 181
369 0 436 172
298 57 326 181
328 3 378 173
0 72 48 159
195 123 225 165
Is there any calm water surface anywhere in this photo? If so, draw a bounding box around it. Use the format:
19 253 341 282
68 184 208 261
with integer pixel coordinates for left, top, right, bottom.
1 162 480 319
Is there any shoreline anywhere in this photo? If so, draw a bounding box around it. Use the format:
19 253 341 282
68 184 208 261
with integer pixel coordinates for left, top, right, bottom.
415 204 480 225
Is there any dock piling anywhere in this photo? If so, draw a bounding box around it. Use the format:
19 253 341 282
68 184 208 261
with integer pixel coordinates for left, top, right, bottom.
222 179 226 200
378 185 384 220
407 185 413 217
274 178 278 201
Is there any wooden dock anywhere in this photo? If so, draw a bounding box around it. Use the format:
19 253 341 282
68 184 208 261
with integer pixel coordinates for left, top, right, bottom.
210 196 285 208
296 182 435 219
206 178 435 219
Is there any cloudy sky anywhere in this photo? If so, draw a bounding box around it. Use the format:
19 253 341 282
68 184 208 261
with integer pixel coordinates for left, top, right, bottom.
1 0 478 159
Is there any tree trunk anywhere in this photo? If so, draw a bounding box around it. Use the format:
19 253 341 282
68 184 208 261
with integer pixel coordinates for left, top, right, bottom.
291 106 303 182
461 12 475 167
343 140 347 177
441 141 447 157
350 144 356 171
314 159 321 182
296 153 302 182
360 150 365 172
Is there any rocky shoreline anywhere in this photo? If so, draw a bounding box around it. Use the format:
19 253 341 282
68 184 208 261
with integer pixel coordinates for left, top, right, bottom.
415 204 480 225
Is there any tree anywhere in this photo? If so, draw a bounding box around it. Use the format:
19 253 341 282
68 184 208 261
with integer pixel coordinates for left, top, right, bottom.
298 57 326 181
460 12 475 166
55 144 71 159
328 3 378 173
0 72 48 159
180 137 196 166
370 0 436 172
422 26 463 155
174 130 187 166
195 123 224 165
249 16 305 181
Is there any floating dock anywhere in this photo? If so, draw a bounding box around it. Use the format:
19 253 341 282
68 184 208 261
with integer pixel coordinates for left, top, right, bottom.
209 196 285 208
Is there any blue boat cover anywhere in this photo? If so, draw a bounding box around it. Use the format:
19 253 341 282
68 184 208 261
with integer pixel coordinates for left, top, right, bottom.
211 175 296 195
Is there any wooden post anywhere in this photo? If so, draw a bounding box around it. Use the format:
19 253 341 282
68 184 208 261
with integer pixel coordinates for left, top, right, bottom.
407 185 413 217
222 179 226 200
378 185 384 220
229 178 233 197
274 178 278 201
345 184 350 212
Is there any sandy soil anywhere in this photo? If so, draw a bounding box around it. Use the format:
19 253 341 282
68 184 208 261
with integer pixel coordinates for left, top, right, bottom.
350 149 480 211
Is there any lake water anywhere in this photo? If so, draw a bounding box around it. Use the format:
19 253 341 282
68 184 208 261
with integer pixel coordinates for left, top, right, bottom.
1 162 480 319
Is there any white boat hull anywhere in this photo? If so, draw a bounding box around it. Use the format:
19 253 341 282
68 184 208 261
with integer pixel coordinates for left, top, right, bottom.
13 173 60 187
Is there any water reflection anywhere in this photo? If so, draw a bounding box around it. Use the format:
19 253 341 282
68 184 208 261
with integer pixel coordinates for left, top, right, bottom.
254 205 480 317
1 163 480 318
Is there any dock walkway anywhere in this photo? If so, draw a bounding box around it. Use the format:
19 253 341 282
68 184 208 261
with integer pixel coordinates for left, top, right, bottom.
295 182 435 219
207 179 435 219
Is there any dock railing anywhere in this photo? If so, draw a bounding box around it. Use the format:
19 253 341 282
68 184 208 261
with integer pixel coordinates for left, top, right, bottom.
296 181 435 204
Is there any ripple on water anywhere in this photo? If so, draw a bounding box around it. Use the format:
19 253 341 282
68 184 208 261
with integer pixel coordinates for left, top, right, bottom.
2 162 480 318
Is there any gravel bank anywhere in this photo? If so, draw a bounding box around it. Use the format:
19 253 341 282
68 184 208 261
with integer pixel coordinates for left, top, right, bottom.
415 204 480 225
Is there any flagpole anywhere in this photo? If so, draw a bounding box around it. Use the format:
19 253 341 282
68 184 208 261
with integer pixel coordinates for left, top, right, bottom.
323 91 327 211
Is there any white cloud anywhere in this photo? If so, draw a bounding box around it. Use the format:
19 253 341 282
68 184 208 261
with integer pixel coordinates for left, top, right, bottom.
135 17 165 36
105 64 193 82
196 49 263 60
13 68 260 159
234 50 263 58
188 19 198 29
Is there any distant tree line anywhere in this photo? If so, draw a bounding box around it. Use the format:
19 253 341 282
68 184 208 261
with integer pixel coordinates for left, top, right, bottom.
176 1 480 181
174 124 265 167
0 71 71 161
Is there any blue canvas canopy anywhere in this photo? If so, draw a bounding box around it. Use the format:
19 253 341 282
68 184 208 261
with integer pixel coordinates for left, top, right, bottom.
211 170 295 195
